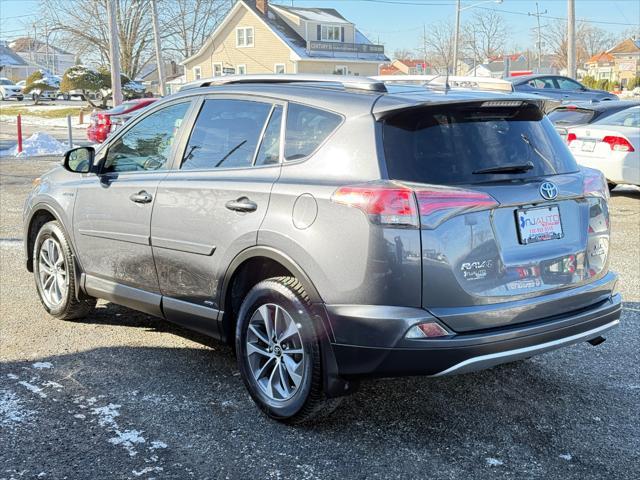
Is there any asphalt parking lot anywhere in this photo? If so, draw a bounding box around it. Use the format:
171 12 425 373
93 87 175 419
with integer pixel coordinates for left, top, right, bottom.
1 156 639 480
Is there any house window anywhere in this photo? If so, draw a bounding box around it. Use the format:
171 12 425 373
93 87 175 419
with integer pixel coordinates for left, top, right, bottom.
321 25 342 42
274 64 286 74
193 66 202 80
213 62 222 77
237 65 247 75
236 27 254 47
335 65 348 76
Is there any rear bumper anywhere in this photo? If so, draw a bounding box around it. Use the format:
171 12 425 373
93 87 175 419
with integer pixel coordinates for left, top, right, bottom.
327 292 622 377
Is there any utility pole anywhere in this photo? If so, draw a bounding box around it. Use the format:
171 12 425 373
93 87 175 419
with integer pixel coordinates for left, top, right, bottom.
106 0 123 106
452 0 461 75
567 0 576 79
423 24 428 74
149 0 166 97
528 2 548 73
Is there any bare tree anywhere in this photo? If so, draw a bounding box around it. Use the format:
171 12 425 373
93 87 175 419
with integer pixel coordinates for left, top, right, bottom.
159 0 233 60
462 11 508 63
39 0 153 79
392 48 415 61
580 24 616 59
418 21 456 73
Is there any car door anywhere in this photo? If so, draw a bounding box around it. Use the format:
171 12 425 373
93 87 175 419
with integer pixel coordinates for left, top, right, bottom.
73 99 195 315
150 95 284 335
554 76 587 101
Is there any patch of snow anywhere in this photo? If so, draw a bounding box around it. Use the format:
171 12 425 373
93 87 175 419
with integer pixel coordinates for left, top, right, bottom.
109 429 146 457
74 413 86 419
86 396 97 405
485 457 504 466
1 389 35 427
132 466 163 477
32 362 53 369
149 441 167 450
7 373 19 380
559 453 572 461
37 473 46 478
42 381 63 390
18 381 47 398
0 132 70 157
91 403 121 428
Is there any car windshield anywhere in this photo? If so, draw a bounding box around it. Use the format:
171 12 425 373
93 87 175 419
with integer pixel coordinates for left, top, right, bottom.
383 102 578 185
0 79 15 86
547 108 594 125
594 107 640 128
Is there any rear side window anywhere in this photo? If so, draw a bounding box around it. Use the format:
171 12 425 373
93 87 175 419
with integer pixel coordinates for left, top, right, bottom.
181 99 272 170
284 103 342 161
383 103 579 185
547 108 594 125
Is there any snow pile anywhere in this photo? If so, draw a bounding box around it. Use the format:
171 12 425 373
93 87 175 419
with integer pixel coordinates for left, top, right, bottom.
1 132 69 157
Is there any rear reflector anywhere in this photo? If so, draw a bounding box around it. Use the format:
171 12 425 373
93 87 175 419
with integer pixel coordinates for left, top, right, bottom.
405 322 450 339
332 183 498 229
601 135 635 152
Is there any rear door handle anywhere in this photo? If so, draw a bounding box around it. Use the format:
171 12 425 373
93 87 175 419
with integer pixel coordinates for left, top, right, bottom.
130 190 153 204
225 197 258 212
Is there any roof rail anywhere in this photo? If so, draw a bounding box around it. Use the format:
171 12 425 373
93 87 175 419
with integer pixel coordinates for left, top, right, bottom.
371 75 514 93
179 74 388 93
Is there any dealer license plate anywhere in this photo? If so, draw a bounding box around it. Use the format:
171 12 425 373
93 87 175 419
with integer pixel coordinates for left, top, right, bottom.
516 205 563 245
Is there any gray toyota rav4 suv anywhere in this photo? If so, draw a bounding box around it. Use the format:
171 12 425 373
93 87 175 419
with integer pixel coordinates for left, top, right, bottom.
24 75 621 423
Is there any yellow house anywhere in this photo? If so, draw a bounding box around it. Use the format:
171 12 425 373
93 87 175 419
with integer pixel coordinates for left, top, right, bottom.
181 0 388 82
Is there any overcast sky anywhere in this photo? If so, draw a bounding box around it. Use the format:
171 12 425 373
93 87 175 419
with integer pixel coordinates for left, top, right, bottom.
1 0 638 56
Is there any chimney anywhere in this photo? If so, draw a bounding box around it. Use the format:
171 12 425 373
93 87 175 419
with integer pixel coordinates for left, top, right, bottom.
256 0 268 16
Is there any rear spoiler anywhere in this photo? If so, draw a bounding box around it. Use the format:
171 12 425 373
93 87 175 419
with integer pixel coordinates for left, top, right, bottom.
371 75 514 93
372 96 554 121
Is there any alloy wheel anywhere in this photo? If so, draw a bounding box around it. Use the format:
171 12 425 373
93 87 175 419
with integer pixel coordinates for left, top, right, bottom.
38 237 68 308
245 303 305 401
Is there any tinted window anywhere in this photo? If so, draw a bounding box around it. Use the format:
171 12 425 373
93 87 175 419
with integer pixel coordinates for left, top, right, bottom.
181 99 272 170
556 77 583 91
284 103 342 161
255 106 283 166
104 102 190 173
383 103 578 185
547 108 594 125
527 77 555 89
595 107 640 128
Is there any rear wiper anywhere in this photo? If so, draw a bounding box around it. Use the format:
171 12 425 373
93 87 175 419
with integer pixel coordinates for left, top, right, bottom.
473 161 534 175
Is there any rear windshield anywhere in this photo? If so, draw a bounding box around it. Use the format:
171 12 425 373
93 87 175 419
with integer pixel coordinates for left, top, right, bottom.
108 101 139 115
547 108 594 125
594 107 640 128
383 103 578 185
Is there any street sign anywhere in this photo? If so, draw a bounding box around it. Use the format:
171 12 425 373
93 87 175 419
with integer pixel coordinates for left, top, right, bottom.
223 67 236 74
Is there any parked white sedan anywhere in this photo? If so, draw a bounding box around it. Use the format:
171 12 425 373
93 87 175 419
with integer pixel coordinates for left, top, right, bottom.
567 106 640 188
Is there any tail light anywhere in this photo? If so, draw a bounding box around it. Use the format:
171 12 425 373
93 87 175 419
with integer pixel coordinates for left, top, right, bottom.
582 167 609 200
96 113 111 128
566 132 577 145
332 182 498 229
331 183 418 227
415 188 498 229
601 135 634 152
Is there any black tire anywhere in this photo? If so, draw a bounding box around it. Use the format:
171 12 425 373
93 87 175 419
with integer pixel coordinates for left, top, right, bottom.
608 182 617 192
235 276 340 423
33 221 96 320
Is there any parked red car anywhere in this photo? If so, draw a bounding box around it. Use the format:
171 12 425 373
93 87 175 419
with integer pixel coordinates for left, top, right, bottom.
87 98 157 143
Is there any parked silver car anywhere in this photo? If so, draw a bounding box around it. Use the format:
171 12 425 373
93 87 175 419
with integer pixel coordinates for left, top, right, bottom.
24 75 621 423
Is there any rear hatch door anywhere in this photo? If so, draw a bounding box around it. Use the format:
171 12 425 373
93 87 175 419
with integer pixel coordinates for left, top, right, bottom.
381 100 612 332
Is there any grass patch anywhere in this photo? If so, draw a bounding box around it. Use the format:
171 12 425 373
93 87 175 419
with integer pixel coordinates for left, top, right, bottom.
0 105 91 118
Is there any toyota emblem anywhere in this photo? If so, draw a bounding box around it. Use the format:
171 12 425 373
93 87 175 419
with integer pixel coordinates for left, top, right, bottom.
539 181 558 200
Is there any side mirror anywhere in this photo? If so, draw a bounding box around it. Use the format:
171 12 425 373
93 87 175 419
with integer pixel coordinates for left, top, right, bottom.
63 146 95 173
